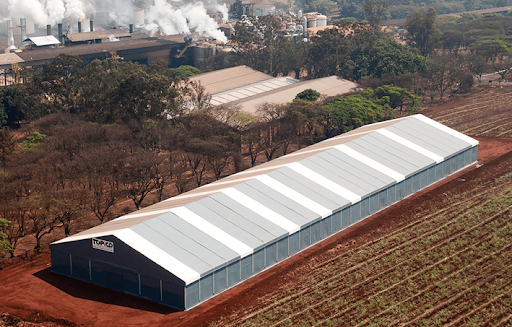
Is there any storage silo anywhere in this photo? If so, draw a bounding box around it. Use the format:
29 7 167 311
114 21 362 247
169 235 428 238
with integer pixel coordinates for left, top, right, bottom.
317 15 327 27
307 16 317 28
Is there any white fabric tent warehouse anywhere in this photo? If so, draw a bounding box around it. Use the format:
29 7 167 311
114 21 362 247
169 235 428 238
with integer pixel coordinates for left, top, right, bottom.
50 114 479 310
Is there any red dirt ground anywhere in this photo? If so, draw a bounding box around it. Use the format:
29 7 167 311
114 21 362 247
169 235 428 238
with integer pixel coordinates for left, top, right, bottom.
1 136 512 327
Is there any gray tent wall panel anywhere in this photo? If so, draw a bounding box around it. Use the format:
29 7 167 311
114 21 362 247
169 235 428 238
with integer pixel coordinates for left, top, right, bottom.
50 115 479 311
49 235 187 310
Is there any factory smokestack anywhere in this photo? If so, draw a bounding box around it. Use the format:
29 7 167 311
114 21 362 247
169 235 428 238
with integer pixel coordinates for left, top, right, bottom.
47 24 52 36
90 20 94 32
129 24 134 33
20 18 28 48
6 19 16 53
78 21 82 33
58 23 63 44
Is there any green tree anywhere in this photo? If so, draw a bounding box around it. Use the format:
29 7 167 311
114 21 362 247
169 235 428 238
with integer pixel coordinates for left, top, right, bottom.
362 0 389 32
0 85 26 128
29 54 84 115
281 99 329 146
309 0 337 14
175 65 202 77
327 93 385 132
0 218 13 257
374 85 421 114
340 38 427 80
21 132 46 149
296 89 321 101
406 8 441 57
471 39 510 62
232 15 292 76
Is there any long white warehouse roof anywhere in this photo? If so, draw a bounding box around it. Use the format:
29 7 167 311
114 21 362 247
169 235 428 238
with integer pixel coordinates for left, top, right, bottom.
52 114 478 285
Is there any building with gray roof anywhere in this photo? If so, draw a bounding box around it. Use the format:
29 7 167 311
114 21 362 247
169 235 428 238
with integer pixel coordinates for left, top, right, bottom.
50 114 479 310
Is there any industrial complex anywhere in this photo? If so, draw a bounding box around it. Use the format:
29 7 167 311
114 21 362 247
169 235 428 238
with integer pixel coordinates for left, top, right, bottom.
1 2 334 79
49 114 479 310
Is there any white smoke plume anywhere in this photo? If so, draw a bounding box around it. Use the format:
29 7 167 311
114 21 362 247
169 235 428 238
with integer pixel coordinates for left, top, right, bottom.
145 0 227 42
215 3 228 23
4 0 228 43
6 0 94 26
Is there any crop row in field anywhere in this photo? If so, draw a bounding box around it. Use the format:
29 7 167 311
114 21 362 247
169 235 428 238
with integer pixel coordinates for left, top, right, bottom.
425 89 512 137
211 171 512 327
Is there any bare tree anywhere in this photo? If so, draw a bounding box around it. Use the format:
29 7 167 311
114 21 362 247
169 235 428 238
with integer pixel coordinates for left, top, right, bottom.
121 151 159 210
172 151 192 194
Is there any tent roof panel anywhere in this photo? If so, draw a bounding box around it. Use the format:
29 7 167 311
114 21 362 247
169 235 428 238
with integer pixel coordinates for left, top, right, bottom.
170 206 253 257
263 171 340 212
363 133 436 168
355 135 430 171
333 144 405 182
160 212 240 262
300 158 368 195
307 155 383 193
131 223 213 273
150 216 226 267
115 228 200 284
413 115 478 147
221 187 300 234
246 178 323 220
209 192 286 238
319 150 394 188
272 168 351 209
234 183 311 227
393 118 472 155
375 129 443 163
345 141 415 176
184 202 264 249
287 162 361 203
197 197 277 244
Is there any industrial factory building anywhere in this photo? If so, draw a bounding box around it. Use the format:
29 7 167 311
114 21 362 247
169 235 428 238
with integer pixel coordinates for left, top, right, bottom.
50 114 479 310
190 65 359 114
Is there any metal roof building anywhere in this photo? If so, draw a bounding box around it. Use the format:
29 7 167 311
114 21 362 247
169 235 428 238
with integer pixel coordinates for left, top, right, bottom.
190 66 359 114
50 114 479 310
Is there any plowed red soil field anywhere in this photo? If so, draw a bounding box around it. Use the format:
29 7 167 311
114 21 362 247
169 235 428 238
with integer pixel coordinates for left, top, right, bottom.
2 86 512 327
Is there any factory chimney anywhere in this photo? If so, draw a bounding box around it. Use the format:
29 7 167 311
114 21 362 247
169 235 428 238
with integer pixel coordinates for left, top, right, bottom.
78 21 82 33
90 20 94 32
6 19 17 53
129 24 134 33
58 23 63 44
47 24 52 36
20 18 28 48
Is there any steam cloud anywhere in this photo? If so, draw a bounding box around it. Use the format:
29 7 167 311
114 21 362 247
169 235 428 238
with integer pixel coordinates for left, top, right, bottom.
4 0 229 42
